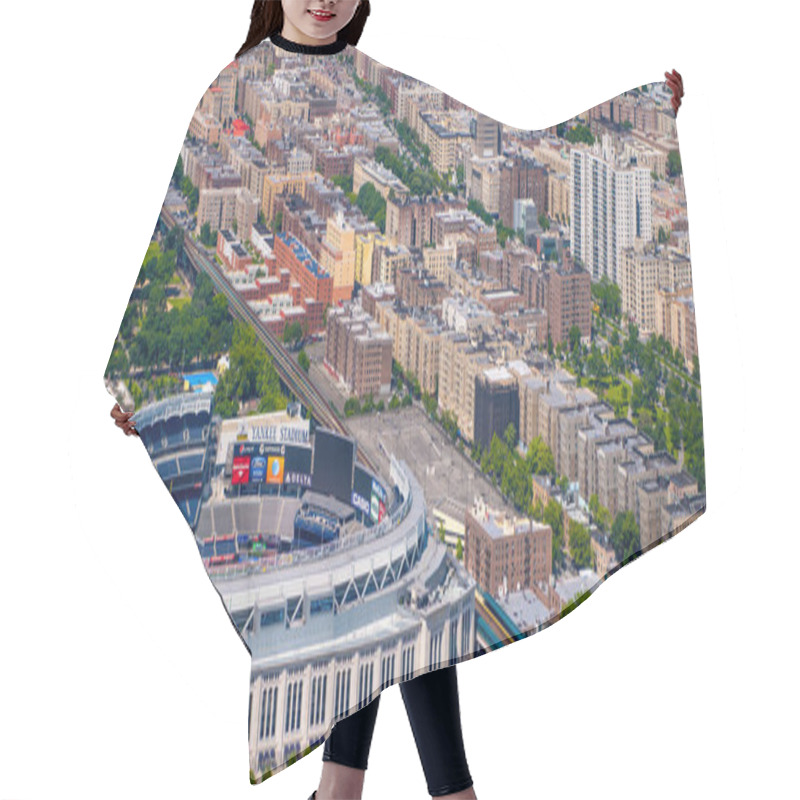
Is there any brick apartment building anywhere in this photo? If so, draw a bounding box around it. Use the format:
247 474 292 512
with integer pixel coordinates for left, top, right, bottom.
465 498 552 597
326 303 393 399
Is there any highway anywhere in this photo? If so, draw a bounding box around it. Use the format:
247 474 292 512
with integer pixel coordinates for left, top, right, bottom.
159 207 376 472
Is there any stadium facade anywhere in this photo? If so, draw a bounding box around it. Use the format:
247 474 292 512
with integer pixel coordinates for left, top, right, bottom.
133 394 476 778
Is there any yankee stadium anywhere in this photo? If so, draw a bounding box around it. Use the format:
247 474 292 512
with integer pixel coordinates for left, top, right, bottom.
131 392 476 778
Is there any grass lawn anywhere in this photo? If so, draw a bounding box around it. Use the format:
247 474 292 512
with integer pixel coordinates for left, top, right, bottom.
167 296 191 311
143 240 162 264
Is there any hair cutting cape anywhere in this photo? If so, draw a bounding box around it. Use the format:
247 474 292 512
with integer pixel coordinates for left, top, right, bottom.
103 33 706 784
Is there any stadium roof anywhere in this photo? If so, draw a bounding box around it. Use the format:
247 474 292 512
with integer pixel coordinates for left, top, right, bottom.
301 491 356 522
133 392 212 427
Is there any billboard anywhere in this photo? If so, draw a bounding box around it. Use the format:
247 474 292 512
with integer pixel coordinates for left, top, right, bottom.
371 478 387 503
351 491 370 515
250 455 267 483
232 441 314 488
232 455 250 485
312 428 355 504
284 445 312 488
233 442 287 486
371 477 387 523
267 456 284 485
352 465 374 516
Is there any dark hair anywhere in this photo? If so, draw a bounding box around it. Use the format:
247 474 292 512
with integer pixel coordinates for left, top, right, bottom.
235 1 371 60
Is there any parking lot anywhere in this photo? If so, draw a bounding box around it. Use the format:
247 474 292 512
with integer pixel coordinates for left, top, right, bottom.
347 405 505 517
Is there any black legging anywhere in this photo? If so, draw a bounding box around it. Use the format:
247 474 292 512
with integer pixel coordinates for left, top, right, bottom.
323 665 473 797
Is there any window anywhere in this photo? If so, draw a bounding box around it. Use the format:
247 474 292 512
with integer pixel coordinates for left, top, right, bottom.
380 653 396 690
309 675 327 728
357 662 374 710
260 608 284 628
260 686 278 741
310 596 334 616
284 680 303 734
334 669 351 718
401 645 415 682
429 630 443 669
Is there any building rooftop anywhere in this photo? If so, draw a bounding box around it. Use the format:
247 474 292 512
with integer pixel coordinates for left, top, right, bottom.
555 569 600 603
499 589 551 631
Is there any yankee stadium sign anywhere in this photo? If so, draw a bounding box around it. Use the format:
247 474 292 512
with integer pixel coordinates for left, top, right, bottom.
237 420 310 445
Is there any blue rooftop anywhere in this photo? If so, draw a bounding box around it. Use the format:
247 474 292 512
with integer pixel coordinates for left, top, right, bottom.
278 231 330 279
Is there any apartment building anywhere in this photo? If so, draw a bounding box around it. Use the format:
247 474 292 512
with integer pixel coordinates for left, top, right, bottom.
465 498 552 597
325 303 393 399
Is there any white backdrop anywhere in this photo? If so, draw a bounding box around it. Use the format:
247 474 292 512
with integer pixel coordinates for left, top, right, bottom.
1 1 796 798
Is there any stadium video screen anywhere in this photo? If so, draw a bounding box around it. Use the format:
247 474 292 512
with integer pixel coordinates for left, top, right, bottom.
312 428 355 503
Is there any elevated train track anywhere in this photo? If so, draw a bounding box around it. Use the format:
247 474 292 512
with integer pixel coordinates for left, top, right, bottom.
159 207 376 473
474 588 524 653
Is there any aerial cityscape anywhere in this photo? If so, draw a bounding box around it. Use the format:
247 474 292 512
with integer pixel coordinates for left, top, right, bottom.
104 36 705 783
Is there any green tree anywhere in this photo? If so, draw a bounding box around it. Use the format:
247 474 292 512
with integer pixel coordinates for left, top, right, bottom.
283 321 304 347
105 343 130 378
611 511 640 563
331 174 354 193
568 324 582 354
355 182 387 232
199 222 216 247
147 283 167 315
422 392 437 417
564 123 595 146
544 499 565 573
344 397 361 417
297 349 310 373
441 410 459 441
592 276 622 318
525 436 555 476
667 149 682 177
568 519 592 569
213 320 287 418
503 422 517 450
596 504 612 534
